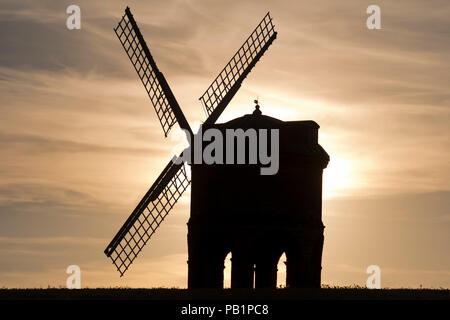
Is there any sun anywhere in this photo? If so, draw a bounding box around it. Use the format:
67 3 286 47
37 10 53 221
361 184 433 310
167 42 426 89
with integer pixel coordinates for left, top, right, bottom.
322 155 353 199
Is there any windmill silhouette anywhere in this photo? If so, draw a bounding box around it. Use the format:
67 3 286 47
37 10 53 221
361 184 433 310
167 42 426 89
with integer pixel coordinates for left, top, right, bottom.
105 6 278 278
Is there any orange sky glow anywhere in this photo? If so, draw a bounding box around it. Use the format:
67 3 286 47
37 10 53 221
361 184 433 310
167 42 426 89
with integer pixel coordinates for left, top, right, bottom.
0 0 449 288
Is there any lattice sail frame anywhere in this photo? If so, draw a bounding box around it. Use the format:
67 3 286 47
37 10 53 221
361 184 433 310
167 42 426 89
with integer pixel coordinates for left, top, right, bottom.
114 8 177 137
199 12 276 117
104 161 190 276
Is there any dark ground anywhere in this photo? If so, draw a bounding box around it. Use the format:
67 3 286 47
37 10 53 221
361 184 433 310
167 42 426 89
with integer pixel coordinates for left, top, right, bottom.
0 288 449 300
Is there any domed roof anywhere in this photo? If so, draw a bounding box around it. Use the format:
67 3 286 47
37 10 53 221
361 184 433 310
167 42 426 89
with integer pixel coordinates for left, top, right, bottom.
207 105 318 131
220 111 283 129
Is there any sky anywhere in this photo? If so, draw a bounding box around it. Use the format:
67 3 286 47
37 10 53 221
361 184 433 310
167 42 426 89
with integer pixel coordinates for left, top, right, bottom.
0 0 449 288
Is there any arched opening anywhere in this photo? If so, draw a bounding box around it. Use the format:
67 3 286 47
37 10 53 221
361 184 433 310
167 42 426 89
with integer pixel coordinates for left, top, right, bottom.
253 264 256 288
277 253 287 288
223 252 232 288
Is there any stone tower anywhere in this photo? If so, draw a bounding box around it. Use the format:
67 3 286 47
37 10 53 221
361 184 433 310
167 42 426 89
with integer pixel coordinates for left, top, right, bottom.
187 106 329 288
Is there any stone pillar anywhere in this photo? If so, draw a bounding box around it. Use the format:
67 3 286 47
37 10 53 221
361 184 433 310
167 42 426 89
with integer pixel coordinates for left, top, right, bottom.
231 252 254 288
286 233 323 288
254 259 278 288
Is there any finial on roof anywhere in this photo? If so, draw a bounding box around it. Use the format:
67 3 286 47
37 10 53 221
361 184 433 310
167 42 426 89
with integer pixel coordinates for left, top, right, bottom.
253 99 262 115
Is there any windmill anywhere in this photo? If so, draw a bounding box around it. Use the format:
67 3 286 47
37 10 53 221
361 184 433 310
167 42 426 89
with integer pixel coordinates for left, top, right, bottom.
104 7 278 277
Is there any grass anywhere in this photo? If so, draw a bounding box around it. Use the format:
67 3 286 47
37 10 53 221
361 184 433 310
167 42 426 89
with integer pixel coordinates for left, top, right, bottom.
0 287 449 300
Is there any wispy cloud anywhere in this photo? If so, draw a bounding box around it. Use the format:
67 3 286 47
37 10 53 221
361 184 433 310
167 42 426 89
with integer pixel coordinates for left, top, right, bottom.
0 131 165 156
0 0 448 288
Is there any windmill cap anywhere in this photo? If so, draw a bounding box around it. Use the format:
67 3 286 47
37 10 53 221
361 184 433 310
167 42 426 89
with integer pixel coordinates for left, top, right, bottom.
201 106 329 164
210 106 319 130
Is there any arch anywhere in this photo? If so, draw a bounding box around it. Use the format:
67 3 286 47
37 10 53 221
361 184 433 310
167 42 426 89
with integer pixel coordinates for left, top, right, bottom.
223 251 232 288
276 252 287 288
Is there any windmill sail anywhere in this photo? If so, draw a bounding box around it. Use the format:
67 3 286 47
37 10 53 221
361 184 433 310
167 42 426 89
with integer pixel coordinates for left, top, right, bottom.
104 158 190 276
201 12 277 125
115 7 192 137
